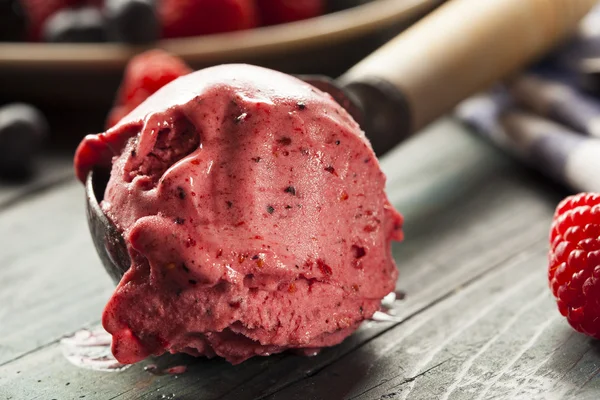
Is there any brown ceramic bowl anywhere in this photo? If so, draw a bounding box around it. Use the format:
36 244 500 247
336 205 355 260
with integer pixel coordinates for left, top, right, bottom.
0 0 440 108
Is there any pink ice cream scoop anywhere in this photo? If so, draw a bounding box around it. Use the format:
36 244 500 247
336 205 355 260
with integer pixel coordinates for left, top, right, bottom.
75 0 591 364
75 64 403 364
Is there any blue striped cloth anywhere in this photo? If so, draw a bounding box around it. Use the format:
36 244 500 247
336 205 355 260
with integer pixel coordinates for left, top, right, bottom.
455 5 600 192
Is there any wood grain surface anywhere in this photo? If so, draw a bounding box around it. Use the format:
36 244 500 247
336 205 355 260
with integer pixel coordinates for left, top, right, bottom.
1 119 595 400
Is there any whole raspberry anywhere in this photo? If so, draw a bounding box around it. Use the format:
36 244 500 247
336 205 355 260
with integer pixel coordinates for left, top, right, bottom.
158 0 258 39
549 192 600 337
106 49 192 128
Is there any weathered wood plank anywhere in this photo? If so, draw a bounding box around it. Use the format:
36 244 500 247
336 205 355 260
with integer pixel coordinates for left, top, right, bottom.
0 181 114 366
0 118 569 399
0 153 74 210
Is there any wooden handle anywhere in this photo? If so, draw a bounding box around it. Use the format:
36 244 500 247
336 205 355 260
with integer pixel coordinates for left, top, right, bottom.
340 0 597 133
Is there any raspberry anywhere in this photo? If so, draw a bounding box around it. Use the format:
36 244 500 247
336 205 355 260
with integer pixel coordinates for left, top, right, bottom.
158 0 258 39
118 49 192 106
549 192 600 337
106 49 192 128
256 0 324 26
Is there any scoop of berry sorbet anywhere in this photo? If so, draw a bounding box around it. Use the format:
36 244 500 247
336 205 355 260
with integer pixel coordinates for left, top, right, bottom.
74 64 403 364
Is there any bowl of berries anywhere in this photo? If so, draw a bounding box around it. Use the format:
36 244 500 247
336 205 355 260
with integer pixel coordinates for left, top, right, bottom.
0 0 440 108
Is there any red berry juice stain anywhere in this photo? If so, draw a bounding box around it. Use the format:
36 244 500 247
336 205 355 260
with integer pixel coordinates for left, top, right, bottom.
144 364 188 376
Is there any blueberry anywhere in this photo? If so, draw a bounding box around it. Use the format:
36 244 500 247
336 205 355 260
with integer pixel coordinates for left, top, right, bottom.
105 0 159 44
0 0 27 41
43 7 107 43
0 103 48 179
